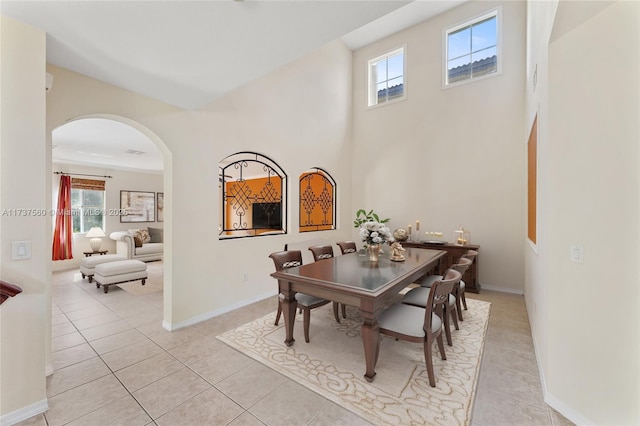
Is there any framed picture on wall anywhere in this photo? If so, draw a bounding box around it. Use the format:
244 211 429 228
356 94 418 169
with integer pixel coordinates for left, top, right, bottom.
120 190 155 223
157 192 164 222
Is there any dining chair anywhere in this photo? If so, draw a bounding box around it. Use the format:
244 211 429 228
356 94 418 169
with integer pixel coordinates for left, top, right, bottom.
308 245 346 321
410 256 473 322
308 244 334 260
377 269 462 387
336 241 357 255
402 265 465 346
269 250 331 343
458 250 478 312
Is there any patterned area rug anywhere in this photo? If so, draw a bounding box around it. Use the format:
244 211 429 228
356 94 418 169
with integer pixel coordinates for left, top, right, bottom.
218 298 491 426
117 260 163 295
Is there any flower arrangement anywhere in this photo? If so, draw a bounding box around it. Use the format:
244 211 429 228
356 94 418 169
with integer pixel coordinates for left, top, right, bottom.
359 221 394 246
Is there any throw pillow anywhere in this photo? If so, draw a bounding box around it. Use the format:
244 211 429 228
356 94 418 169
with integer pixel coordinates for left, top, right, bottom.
148 227 163 243
133 236 143 248
129 228 151 244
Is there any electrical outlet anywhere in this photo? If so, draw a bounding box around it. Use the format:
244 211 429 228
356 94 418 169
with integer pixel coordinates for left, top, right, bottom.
242 273 248 282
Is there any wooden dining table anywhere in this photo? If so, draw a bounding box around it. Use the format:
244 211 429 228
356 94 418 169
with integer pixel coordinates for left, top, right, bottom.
270 246 446 382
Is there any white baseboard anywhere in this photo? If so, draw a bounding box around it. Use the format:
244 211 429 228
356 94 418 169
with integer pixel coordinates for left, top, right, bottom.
544 392 593 426
479 283 524 295
163 290 275 331
0 399 48 426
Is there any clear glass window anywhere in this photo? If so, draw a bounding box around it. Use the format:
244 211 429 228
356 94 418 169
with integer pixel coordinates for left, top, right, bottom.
71 189 105 233
445 10 499 86
368 47 405 107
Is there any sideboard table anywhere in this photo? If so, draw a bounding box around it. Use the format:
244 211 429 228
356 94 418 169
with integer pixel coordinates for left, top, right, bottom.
83 250 108 257
401 241 480 293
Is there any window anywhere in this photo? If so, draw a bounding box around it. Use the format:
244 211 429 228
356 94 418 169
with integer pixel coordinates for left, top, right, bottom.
445 8 500 86
71 178 105 233
299 168 336 233
368 47 405 107
219 152 287 239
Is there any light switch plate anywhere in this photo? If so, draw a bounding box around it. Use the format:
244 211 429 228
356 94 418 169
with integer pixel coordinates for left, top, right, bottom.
12 240 31 260
570 245 584 264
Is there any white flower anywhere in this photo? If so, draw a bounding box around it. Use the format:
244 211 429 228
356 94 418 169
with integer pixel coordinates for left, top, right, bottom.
360 221 394 245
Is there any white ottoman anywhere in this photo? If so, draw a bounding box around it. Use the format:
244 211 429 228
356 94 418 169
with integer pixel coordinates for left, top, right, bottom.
80 254 126 282
94 260 148 293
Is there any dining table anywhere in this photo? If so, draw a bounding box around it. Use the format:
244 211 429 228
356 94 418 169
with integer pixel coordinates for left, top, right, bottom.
270 246 446 382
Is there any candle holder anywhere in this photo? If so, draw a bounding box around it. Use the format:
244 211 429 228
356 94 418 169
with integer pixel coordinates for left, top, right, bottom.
454 227 470 245
424 231 445 244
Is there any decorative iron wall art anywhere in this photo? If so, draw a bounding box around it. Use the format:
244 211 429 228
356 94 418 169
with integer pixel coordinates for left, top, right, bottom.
219 152 287 239
299 168 336 232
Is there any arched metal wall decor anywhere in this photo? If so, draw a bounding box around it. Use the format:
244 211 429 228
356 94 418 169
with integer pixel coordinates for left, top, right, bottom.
299 167 336 233
219 152 287 239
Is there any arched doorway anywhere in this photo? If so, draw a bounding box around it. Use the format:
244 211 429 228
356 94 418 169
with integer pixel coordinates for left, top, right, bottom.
49 114 172 346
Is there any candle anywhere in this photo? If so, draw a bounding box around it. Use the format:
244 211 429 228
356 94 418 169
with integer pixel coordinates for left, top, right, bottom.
408 225 412 235
416 220 420 232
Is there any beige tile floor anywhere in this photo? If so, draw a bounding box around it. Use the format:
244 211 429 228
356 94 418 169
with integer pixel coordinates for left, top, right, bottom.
16 266 574 426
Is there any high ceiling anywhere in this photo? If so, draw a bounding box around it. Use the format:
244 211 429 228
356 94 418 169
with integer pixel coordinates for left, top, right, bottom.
2 0 466 172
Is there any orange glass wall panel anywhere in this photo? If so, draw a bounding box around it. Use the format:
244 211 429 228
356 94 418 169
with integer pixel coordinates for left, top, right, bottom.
527 116 537 244
225 176 282 232
299 171 334 232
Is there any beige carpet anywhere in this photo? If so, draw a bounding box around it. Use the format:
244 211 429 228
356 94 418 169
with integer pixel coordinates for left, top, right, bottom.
117 261 163 295
218 298 491 426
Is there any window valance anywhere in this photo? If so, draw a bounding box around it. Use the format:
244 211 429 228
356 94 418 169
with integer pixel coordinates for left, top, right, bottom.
71 178 105 191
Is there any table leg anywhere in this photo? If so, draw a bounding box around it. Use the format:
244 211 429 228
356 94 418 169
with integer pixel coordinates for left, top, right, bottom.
361 312 380 382
280 289 297 347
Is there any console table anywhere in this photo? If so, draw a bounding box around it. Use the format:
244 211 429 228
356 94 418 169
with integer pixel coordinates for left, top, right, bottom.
83 250 108 257
401 241 480 293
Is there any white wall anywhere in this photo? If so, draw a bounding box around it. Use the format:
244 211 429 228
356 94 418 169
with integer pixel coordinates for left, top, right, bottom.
45 39 355 329
169 40 354 328
524 0 559 413
50 162 163 271
0 16 49 422
351 0 526 292
526 1 640 424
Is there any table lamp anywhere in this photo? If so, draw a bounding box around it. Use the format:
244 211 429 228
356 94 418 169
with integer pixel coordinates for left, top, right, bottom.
86 227 106 252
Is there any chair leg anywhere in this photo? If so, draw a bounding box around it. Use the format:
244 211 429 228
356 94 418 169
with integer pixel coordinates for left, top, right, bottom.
332 302 341 323
436 333 447 360
443 306 453 346
451 304 459 331
341 303 347 318
424 340 436 388
455 289 465 322
274 299 282 326
303 308 311 343
461 289 468 310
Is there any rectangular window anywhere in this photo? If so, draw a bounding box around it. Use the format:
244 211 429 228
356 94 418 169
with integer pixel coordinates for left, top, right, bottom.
71 178 105 233
368 47 405 107
445 8 500 87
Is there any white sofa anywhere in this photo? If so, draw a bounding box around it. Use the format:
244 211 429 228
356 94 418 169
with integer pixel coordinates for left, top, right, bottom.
110 230 163 262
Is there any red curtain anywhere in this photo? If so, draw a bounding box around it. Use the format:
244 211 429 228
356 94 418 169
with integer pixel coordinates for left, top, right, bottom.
52 175 73 260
